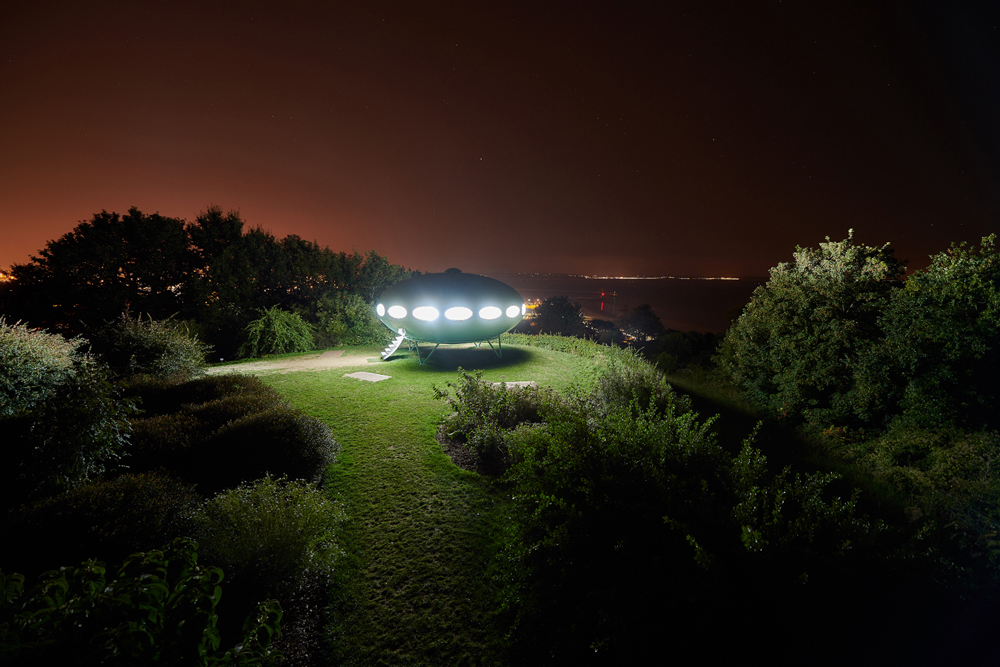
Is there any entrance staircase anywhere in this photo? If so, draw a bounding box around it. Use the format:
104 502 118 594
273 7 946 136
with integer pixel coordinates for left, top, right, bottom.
381 329 406 360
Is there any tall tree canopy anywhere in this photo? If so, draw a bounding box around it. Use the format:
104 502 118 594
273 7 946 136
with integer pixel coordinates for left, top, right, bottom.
4 208 191 332
716 232 906 427
0 206 415 356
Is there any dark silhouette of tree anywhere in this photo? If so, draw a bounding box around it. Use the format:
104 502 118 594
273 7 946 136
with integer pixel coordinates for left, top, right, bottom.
534 296 586 337
3 208 191 333
616 304 666 341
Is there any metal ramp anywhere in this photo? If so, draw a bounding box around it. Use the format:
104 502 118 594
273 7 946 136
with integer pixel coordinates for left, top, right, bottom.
381 329 406 360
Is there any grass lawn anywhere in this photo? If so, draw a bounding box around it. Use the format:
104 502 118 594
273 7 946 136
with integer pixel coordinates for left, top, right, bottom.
254 343 601 666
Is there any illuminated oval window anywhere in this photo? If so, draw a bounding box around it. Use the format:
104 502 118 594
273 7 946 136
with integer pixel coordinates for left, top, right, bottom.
479 306 502 320
387 305 407 319
521 303 526 316
413 306 440 321
376 303 386 317
506 305 521 318
445 306 473 321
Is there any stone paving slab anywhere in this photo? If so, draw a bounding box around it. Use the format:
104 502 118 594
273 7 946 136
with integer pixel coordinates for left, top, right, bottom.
491 380 538 389
344 371 392 382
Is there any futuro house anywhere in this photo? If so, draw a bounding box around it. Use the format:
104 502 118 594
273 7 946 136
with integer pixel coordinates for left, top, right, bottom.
375 268 525 363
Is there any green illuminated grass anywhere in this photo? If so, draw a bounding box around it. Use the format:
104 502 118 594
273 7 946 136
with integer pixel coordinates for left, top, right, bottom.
257 343 600 666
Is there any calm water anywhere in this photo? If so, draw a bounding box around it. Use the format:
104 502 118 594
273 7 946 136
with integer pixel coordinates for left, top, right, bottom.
488 273 765 333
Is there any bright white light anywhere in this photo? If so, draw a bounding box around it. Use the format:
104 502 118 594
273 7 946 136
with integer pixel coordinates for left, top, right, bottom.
521 303 526 315
506 305 520 318
376 303 386 317
388 305 407 319
479 306 502 320
445 306 473 321
413 306 439 321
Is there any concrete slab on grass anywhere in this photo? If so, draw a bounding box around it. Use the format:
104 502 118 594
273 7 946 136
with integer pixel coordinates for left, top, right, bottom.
344 371 391 382
491 381 539 389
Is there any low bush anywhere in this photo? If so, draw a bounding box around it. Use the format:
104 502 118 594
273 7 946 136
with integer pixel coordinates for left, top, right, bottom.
314 292 391 347
434 369 552 473
587 346 691 419
0 317 83 418
122 373 283 417
4 473 200 576
190 476 341 596
91 314 211 381
2 362 134 503
195 408 338 493
0 538 282 666
239 306 314 359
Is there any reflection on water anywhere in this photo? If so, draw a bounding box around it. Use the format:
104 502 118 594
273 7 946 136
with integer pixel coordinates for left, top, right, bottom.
488 273 765 333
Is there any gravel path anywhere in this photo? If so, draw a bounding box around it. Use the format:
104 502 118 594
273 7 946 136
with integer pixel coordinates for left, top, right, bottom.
205 349 382 375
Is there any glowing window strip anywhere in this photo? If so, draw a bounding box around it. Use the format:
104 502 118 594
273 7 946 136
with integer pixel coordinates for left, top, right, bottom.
506 305 520 318
521 303 526 316
387 305 407 319
376 303 386 317
479 306 502 320
445 306 473 321
413 306 439 321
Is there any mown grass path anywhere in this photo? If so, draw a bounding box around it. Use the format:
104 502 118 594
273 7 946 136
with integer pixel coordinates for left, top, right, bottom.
257 344 599 666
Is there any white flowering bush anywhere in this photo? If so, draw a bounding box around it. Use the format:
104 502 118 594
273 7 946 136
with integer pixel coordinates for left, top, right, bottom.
0 316 84 418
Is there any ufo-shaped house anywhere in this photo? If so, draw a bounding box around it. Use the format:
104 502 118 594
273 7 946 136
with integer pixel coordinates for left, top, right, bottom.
375 269 525 363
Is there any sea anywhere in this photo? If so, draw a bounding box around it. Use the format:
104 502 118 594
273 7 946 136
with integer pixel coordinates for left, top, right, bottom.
487 273 767 333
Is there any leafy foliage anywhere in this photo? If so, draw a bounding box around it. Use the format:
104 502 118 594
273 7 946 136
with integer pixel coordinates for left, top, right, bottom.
3 361 134 501
1 208 191 333
0 317 84 417
532 296 587 337
123 374 336 493
435 369 552 473
190 476 341 596
862 235 1000 430
0 538 282 666
4 473 200 575
201 408 338 493
314 292 391 347
615 303 665 341
92 314 211 381
716 231 905 426
238 306 314 358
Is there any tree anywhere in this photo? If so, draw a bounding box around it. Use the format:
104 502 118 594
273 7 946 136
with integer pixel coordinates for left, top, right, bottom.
239 306 314 358
716 232 905 426
616 304 666 341
859 235 1000 430
3 208 191 334
534 296 587 337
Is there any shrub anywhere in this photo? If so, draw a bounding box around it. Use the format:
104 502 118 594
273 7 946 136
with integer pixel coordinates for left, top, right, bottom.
2 361 134 503
314 292 391 347
193 408 339 493
190 476 341 595
0 317 83 418
0 538 282 666
122 373 284 417
434 369 552 474
4 473 200 575
715 231 905 426
239 306 314 358
587 346 691 418
91 314 211 381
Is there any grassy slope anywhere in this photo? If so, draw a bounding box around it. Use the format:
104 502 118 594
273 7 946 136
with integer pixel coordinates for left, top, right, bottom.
259 344 599 666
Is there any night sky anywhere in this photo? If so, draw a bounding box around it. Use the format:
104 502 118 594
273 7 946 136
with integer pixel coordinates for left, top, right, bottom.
2 1 998 277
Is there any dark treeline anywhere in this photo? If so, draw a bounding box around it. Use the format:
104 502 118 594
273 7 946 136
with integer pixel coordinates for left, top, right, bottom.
0 206 413 357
